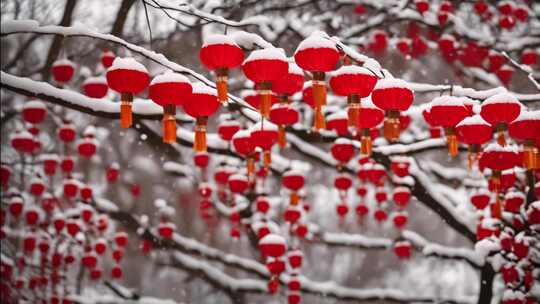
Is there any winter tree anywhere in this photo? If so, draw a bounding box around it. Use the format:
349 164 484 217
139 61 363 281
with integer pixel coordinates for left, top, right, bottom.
1 0 539 303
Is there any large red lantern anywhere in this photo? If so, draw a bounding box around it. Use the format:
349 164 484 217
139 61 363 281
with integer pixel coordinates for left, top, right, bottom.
508 111 540 170
456 115 492 168
149 72 192 143
22 101 47 125
294 33 340 130
106 57 150 128
480 93 521 145
51 59 75 84
371 78 414 141
200 34 244 103
430 96 469 156
358 99 384 155
183 83 220 152
250 120 279 168
242 48 288 118
329 65 378 128
82 76 108 99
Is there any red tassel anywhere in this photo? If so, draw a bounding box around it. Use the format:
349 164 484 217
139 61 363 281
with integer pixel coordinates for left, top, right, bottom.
120 93 133 128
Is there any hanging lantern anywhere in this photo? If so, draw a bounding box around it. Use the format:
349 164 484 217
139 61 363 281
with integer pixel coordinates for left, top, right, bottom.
392 212 408 229
414 0 429 14
480 93 522 145
282 170 305 205
357 99 384 155
294 33 340 130
183 83 220 152
269 103 299 148
10 131 35 154
106 57 150 128
368 30 388 53
232 130 256 179
496 65 514 85
101 50 115 68
272 62 304 101
228 174 249 194
509 111 540 170
456 115 493 168
22 101 47 125
487 51 506 72
470 188 490 210
58 121 76 143
242 48 288 118
106 163 120 183
393 187 411 209
82 76 108 99
394 241 412 259
193 152 210 169
504 191 525 213
259 234 287 258
326 111 349 136
390 156 410 177
371 78 414 142
51 59 75 84
329 65 378 129
29 177 45 197
60 156 74 174
521 49 537 66
331 138 355 169
149 71 192 143
249 120 279 169
200 34 244 104
158 222 176 239
77 134 98 158
396 38 410 56
430 96 469 156
217 120 241 142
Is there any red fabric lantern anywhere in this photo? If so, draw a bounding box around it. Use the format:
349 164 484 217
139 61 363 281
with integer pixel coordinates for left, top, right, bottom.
394 241 412 259
480 93 521 145
396 38 410 56
106 57 150 128
326 111 349 136
29 177 45 197
217 121 241 141
514 5 529 22
508 111 540 170
487 51 506 72
495 65 514 85
149 72 192 143
183 83 220 152
334 174 353 191
392 212 408 229
60 156 74 174
272 63 304 97
259 234 287 258
243 48 288 118
63 179 78 199
101 50 115 68
111 265 123 279
77 136 97 158
474 1 488 15
456 115 492 167
470 189 490 210
82 76 108 99
22 101 47 124
393 187 411 209
270 103 299 148
228 174 249 194
371 78 414 141
390 157 410 177
10 131 35 154
256 197 270 214
249 121 278 168
504 192 525 213
200 34 244 103
295 33 340 130
357 99 384 155
51 59 75 84
414 0 429 14
58 122 76 143
430 96 469 156
282 170 305 205
9 197 24 217
521 49 537 66
158 222 175 239
368 30 388 53
193 152 210 168
331 138 355 166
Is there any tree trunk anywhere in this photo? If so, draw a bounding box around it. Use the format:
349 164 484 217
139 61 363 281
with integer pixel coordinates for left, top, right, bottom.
477 264 495 304
110 0 137 37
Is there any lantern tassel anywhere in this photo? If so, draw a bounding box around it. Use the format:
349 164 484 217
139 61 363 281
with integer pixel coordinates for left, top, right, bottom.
496 130 506 146
314 107 326 130
524 143 537 170
383 116 400 142
263 150 271 168
492 194 502 219
348 99 361 128
194 117 208 152
216 75 229 104
361 135 372 156
312 78 327 106
447 134 459 157
162 105 176 144
277 125 287 149
247 156 255 179
290 192 299 206
120 93 133 128
260 90 272 119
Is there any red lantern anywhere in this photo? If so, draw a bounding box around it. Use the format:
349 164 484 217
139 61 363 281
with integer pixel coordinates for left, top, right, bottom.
25 208 40 226
371 78 414 141
514 5 529 22
41 154 58 176
287 250 303 269
390 157 410 177
228 174 249 194
106 163 119 182
9 197 24 217
414 0 429 14
334 174 353 192
259 234 287 257
394 241 412 259
331 138 355 167
111 265 123 279
504 192 525 213
183 83 220 152
94 239 107 255
374 209 388 222
60 156 74 174
521 49 537 66
393 187 411 209
487 51 506 72
357 99 384 155
480 93 521 145
283 170 305 205
430 96 469 156
22 101 47 124
392 212 408 229
58 122 76 143
456 115 493 167
101 50 115 68
106 57 150 128
29 177 45 197
270 103 299 148
396 38 410 56
200 34 244 103
470 189 490 210
249 121 278 168
193 152 210 168
114 232 128 247
158 222 175 239
149 72 192 143
495 65 514 85
474 1 488 15
243 48 288 118
51 59 75 84
294 33 340 130
82 76 108 99
439 0 453 12
438 12 449 26
256 197 270 214
368 30 388 53
326 111 348 136
217 120 241 141
77 136 97 158
63 179 78 198
272 63 304 98
10 131 35 154
508 111 540 170
284 206 302 224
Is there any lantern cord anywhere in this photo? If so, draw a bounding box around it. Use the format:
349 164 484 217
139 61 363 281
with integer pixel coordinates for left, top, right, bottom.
142 0 154 49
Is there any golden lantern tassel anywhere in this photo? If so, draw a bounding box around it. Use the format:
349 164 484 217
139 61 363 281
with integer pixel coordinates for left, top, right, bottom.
348 95 361 128
290 192 299 206
120 93 133 128
259 81 272 118
162 105 177 144
216 68 229 104
312 73 327 106
194 117 208 152
263 150 271 168
314 106 326 130
445 128 459 157
496 130 506 146
523 141 537 170
383 111 400 142
492 194 502 219
278 125 287 149
361 135 372 156
247 156 255 181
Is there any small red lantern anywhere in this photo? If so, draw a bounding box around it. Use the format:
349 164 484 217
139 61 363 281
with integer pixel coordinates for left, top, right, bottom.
249 120 278 168
106 163 119 182
371 78 414 142
470 189 490 210
331 138 355 167
272 63 304 99
193 152 210 168
392 212 408 229
504 192 525 213
149 71 192 143
94 239 107 255
58 122 76 143
283 170 305 205
508 111 540 170
29 177 45 197
269 103 299 148
217 120 241 142
22 101 47 124
487 51 506 72
9 197 24 217
393 187 411 209
259 234 287 258
42 154 59 176
414 0 429 14
60 156 74 174
82 76 108 99
51 59 75 84
158 222 175 239
10 131 34 154
256 197 270 214
101 50 115 68
480 93 521 145
326 111 348 136
106 57 150 128
77 135 98 158
63 179 79 198
456 115 493 167
228 174 249 194
111 265 123 279
430 96 469 157
521 49 537 66
183 83 220 152
294 34 340 130
495 65 514 85
474 1 488 15
394 241 412 259
200 34 244 103
396 38 410 56
243 49 288 118
368 30 388 53
358 99 384 155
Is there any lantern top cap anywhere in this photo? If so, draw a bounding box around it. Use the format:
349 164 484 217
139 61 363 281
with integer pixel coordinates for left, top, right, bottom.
331 65 375 77
11 130 33 140
244 48 287 64
334 137 352 145
456 114 490 127
191 82 217 96
250 120 278 132
150 71 190 85
295 32 336 53
440 34 456 41
83 76 107 85
219 120 241 127
472 188 490 195
483 92 520 105
431 95 464 107
23 100 46 110
327 111 348 121
101 50 114 57
505 191 525 200
259 233 286 246
283 169 304 177
52 58 74 67
229 174 248 182
108 57 148 74
373 78 412 91
394 186 410 192
202 34 239 48
484 142 518 153
232 129 250 139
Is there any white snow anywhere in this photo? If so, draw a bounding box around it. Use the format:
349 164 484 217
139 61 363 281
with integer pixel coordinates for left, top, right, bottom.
83 76 107 85
191 82 217 96
243 48 287 63
249 120 278 132
482 93 520 105
295 32 337 53
52 58 74 68
23 100 46 110
150 71 190 85
202 34 240 47
108 57 148 73
431 95 464 107
456 115 490 127
331 65 375 77
373 78 412 91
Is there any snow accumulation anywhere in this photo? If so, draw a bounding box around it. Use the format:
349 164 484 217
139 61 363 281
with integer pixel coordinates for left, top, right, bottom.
150 71 190 85
191 82 217 96
249 120 278 132
23 100 46 109
295 32 337 52
373 78 412 90
163 161 194 177
431 95 464 106
513 110 540 121
327 110 348 121
229 174 249 182
331 65 374 77
243 48 288 63
288 62 304 75
283 169 305 177
456 115 490 127
482 92 520 105
334 137 353 145
202 34 239 47
83 76 106 85
259 233 286 245
484 143 518 153
322 232 391 248
374 138 446 155
474 239 501 261
108 57 147 73
52 58 74 68
230 31 274 49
